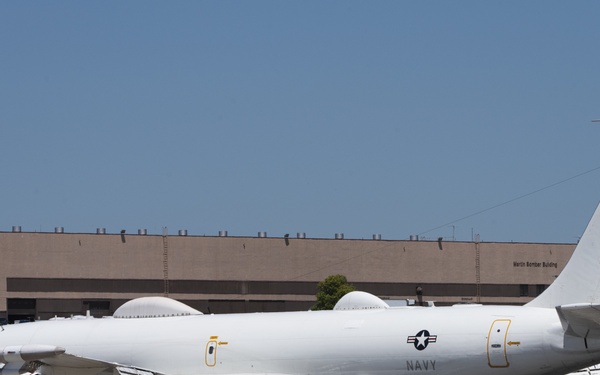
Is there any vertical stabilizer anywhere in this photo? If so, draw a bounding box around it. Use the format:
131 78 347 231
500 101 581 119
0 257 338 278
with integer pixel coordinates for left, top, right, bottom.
527 203 600 308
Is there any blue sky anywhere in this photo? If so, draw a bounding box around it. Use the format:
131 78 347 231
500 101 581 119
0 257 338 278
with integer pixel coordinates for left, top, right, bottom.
2 2 600 243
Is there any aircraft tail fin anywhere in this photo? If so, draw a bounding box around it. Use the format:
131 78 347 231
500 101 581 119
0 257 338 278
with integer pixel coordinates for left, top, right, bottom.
527 203 600 308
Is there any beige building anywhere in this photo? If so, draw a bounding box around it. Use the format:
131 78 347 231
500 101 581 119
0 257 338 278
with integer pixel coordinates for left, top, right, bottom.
0 229 575 322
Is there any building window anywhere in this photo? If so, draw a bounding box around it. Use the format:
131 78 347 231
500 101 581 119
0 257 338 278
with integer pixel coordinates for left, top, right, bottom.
536 284 546 295
7 298 36 310
82 300 111 317
83 301 110 310
520 284 529 297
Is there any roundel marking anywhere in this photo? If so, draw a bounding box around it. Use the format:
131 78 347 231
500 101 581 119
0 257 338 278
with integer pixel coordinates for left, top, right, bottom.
407 329 438 351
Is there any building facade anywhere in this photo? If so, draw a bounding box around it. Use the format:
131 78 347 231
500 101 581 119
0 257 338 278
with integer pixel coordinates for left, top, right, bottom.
0 230 575 322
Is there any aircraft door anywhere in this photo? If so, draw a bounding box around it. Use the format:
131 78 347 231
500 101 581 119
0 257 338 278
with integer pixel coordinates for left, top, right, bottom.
487 319 511 368
205 338 218 367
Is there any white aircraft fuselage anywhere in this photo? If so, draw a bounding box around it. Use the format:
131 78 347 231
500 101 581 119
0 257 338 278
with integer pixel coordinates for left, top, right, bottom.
0 303 597 375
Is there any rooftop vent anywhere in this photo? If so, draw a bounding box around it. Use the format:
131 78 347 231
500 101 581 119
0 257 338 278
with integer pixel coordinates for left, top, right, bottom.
138 229 147 235
373 234 382 240
335 233 344 240
12 226 21 233
97 228 106 234
178 229 188 236
297 232 306 239
55 227 64 234
218 230 228 237
258 231 267 238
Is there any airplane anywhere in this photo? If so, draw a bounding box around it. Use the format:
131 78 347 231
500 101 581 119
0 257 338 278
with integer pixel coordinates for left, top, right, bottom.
569 364 600 375
3 206 600 375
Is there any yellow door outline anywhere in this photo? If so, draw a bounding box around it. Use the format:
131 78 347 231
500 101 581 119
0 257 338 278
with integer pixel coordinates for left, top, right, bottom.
487 319 511 368
205 336 218 367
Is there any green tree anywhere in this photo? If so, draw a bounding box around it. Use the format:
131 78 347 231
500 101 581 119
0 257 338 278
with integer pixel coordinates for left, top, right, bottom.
312 274 355 310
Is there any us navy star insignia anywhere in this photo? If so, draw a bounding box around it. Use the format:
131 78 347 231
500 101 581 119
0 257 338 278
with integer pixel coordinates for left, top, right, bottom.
407 330 437 351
